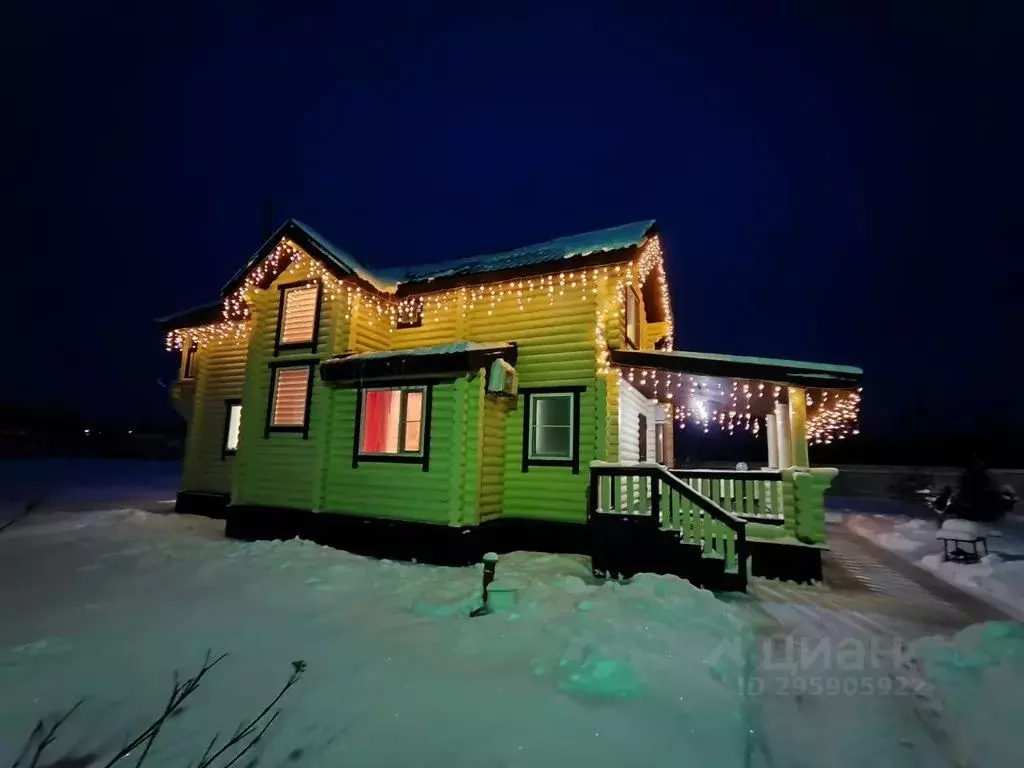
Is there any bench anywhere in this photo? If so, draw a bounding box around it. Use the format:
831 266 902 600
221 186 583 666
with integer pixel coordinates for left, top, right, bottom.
935 520 1001 564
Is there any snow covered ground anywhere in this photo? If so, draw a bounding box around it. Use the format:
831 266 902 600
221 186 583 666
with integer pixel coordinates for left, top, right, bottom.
0 459 180 519
1 508 1022 767
846 512 1024 622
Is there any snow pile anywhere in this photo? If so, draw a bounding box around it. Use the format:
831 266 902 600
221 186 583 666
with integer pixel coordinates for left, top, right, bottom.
0 511 754 768
919 553 1024 613
3 507 1022 767
848 513 1024 621
910 621 1024 768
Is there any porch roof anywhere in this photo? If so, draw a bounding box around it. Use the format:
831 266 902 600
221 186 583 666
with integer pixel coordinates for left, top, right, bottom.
320 341 517 385
610 349 862 390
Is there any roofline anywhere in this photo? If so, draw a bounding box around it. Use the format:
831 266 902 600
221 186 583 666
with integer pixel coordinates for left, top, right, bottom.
219 220 385 299
610 349 863 390
161 219 659 329
154 301 224 331
393 245 641 298
321 342 518 384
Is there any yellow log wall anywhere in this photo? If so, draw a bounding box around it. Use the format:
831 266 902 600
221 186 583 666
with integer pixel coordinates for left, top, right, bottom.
178 337 248 494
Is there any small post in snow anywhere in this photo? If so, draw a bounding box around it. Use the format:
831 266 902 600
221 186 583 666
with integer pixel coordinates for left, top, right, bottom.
470 552 500 617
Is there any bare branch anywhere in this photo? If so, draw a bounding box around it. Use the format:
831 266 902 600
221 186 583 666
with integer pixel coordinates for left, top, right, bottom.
11 720 45 768
25 699 84 768
0 501 40 538
194 662 304 768
100 651 227 768
217 712 279 768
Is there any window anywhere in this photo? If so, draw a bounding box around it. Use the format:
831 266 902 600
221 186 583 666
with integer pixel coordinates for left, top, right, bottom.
355 386 432 468
396 298 423 329
625 288 640 348
275 283 320 353
223 401 242 457
183 342 198 379
265 363 314 437
638 414 648 462
522 388 582 473
655 422 665 464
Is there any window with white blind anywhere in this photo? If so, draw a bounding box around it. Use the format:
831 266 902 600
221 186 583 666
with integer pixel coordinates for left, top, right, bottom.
276 283 320 352
266 364 314 436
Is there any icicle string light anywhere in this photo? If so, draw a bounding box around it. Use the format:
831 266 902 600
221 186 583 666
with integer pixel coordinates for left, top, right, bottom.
620 366 861 443
166 235 676 359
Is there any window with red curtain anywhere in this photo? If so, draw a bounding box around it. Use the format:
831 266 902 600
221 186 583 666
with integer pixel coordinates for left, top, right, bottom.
359 387 425 456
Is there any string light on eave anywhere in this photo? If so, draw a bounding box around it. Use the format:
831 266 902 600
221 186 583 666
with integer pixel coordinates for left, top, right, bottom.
807 388 862 445
618 366 862 442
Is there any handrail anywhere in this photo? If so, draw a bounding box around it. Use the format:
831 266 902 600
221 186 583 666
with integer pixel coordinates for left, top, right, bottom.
671 468 783 481
590 463 746 528
589 462 749 587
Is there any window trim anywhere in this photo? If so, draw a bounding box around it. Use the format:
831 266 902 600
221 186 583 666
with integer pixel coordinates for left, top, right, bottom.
222 399 242 458
183 342 198 379
521 386 584 474
264 359 317 438
353 383 434 471
655 422 665 464
274 280 322 356
638 413 648 462
625 287 640 349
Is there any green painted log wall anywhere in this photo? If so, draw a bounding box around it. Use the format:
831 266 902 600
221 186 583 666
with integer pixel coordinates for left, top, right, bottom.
179 338 247 494
178 243 666 526
232 260 339 509
318 375 482 525
480 393 513 520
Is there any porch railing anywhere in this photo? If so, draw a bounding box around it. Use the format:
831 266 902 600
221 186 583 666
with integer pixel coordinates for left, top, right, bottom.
589 463 748 585
670 469 785 523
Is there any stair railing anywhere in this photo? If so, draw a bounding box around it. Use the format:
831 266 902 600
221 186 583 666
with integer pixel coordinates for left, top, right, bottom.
589 462 748 587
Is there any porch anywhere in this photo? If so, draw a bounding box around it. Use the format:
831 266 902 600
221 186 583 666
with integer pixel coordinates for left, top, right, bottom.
590 349 863 589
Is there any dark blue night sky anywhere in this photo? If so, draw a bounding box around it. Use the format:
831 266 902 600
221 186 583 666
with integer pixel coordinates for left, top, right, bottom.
6 2 1019 438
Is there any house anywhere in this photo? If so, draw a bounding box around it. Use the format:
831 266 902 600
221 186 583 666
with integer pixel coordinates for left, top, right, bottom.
157 219 862 589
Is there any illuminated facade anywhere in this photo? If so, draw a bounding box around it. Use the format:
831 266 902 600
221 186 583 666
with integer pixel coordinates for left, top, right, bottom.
158 219 862 587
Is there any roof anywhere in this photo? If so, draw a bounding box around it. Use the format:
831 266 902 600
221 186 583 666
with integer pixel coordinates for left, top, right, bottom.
219 219 396 297
385 220 657 285
320 341 517 384
159 219 655 328
610 349 863 390
154 301 224 331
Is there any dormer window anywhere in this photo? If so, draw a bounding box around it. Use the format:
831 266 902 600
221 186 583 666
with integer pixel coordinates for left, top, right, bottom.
182 342 198 379
275 282 321 354
625 287 640 349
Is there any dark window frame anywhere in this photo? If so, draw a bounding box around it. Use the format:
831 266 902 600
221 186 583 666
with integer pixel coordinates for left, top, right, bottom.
183 342 198 379
274 280 323 356
352 382 434 471
638 413 648 462
222 399 243 458
264 359 317 439
624 286 641 349
521 386 585 474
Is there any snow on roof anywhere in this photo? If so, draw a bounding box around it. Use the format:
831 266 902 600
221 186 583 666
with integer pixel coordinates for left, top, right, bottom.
385 220 656 283
336 341 513 361
664 349 863 377
290 220 396 292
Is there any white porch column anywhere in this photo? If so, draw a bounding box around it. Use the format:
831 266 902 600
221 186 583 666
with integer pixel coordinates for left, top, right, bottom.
765 413 779 469
788 386 810 468
775 400 791 468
